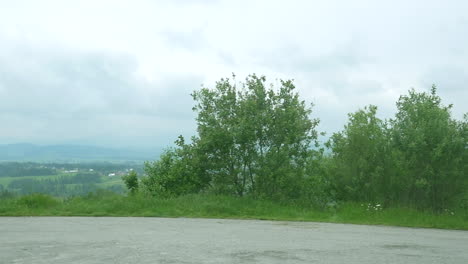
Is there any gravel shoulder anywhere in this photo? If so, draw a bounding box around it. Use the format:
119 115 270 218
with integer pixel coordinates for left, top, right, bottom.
1 217 467 264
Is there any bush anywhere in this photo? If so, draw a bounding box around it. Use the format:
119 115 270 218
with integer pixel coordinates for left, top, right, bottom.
0 190 16 199
17 193 59 209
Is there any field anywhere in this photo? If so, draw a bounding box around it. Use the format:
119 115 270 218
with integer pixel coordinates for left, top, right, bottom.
1 173 124 193
0 174 58 186
0 173 122 186
0 162 136 197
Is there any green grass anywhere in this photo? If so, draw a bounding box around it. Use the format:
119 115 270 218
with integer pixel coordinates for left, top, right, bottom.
97 176 125 187
1 192 467 230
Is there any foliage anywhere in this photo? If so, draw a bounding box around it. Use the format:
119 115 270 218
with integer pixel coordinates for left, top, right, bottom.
327 105 388 203
389 86 467 211
142 74 320 201
2 76 467 218
142 138 210 197
1 192 466 230
0 189 15 199
122 171 139 194
140 76 466 212
17 193 59 209
327 86 467 212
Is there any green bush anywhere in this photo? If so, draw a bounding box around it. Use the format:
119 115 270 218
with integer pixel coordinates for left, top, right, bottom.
17 193 59 209
0 190 16 199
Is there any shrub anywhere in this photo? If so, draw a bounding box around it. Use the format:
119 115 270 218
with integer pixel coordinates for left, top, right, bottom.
17 193 59 209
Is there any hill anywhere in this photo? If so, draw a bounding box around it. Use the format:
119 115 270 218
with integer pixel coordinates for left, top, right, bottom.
0 143 161 162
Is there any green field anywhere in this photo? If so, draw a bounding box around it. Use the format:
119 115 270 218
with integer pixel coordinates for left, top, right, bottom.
0 172 125 196
1 192 466 230
98 176 125 187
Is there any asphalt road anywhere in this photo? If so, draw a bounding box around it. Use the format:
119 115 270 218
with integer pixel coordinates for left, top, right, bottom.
0 217 467 264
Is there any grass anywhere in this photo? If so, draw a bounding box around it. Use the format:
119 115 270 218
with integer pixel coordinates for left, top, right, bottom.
1 192 467 230
97 176 125 187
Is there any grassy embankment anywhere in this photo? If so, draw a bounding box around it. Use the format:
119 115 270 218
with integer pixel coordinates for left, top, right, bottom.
0 192 467 230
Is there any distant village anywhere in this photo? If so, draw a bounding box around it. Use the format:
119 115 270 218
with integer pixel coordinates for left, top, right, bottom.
0 162 143 179
30 164 137 178
60 168 134 177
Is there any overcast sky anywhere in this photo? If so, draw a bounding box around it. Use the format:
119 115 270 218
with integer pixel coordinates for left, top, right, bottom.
1 0 467 148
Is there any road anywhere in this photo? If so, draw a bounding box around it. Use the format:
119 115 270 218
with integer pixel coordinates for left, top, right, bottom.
0 217 467 263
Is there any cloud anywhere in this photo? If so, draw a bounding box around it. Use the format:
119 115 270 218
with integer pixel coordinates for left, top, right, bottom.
0 38 199 147
0 0 467 148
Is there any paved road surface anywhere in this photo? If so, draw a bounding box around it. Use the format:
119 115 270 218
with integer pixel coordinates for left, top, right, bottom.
0 217 467 263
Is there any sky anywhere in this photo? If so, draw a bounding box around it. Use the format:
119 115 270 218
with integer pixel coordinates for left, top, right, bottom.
0 0 467 149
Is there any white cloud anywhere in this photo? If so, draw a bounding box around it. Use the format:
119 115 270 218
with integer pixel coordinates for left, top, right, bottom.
0 0 467 147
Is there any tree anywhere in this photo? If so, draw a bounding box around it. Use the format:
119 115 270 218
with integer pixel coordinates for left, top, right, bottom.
327 105 388 202
191 74 319 199
389 85 467 210
122 171 139 195
142 136 210 197
141 74 320 200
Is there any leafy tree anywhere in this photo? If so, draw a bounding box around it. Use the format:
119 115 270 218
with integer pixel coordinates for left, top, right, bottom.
191 74 319 199
122 171 139 195
142 136 210 197
141 74 320 200
301 150 335 207
327 105 388 202
389 86 467 210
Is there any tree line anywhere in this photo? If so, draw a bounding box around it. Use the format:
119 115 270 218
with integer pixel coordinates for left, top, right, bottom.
0 162 57 177
124 75 467 212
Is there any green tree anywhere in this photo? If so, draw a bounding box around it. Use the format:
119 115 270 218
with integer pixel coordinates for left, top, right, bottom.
142 136 210 197
390 86 467 210
142 74 320 200
122 170 139 195
327 105 388 202
191 74 319 199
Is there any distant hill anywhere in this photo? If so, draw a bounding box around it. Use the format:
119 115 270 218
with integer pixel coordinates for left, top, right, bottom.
0 143 162 162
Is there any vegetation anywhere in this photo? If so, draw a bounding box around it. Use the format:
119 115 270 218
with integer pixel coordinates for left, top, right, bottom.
144 75 323 201
1 75 467 229
0 162 57 177
122 171 139 194
140 76 467 214
327 86 467 211
0 162 140 196
0 192 466 230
